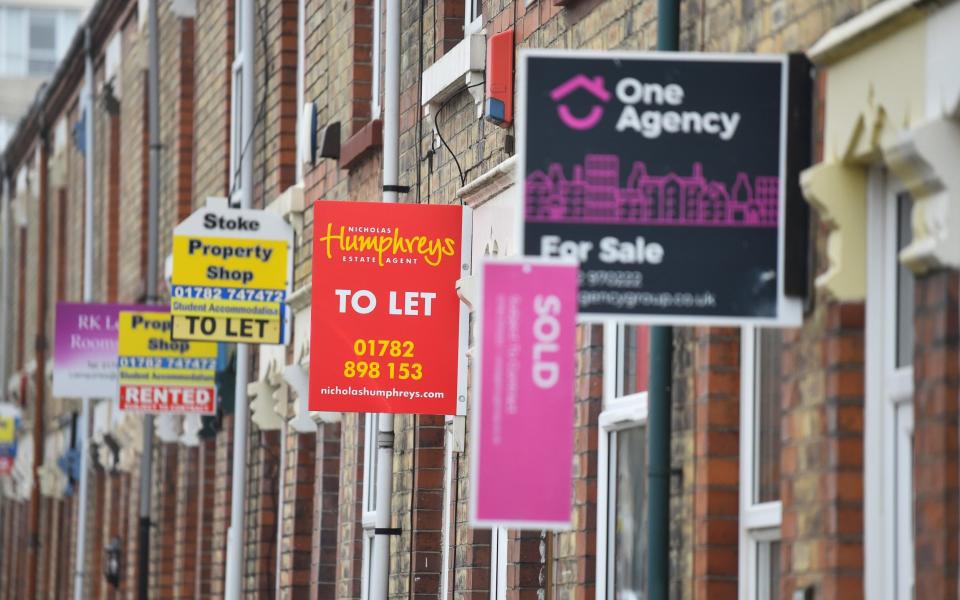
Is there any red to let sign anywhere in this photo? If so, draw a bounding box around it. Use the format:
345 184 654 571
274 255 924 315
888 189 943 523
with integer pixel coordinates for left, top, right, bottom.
309 200 472 415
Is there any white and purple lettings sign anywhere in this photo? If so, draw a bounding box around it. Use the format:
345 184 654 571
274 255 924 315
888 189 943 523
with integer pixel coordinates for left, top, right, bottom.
470 258 578 529
53 303 165 399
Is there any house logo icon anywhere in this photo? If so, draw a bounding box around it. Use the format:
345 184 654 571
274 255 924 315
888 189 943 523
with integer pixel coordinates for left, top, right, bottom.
549 75 611 130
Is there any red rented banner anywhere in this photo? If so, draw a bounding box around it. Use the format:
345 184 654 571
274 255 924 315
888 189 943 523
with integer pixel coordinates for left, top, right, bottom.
309 200 472 415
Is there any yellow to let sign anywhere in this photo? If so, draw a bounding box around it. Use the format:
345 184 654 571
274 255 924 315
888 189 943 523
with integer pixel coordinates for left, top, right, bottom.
170 203 294 345
117 310 218 415
171 314 282 344
0 417 14 444
172 236 288 289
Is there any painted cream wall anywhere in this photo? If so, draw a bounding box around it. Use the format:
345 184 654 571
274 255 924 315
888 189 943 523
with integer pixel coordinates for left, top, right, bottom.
803 0 960 300
822 18 925 164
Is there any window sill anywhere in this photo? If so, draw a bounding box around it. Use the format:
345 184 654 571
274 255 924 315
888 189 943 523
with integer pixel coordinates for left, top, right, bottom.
340 119 382 170
421 33 487 132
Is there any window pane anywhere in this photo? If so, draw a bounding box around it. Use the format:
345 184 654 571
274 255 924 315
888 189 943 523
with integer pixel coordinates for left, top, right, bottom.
896 192 915 368
466 0 481 23
29 13 56 52
28 11 57 75
613 425 647 598
754 329 782 504
362 532 374 599
756 540 781 600
28 57 56 75
620 326 649 396
3 8 27 75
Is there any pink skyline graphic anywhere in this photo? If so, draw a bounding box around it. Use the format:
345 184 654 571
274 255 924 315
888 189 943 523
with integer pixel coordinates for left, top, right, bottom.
525 154 779 227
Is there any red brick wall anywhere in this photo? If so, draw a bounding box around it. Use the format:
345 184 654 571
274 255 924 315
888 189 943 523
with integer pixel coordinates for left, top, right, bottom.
335 413 365 599
278 430 316 595
3 501 12 595
348 0 374 137
256 0 299 202
780 303 865 600
117 11 148 302
189 5 234 591
451 459 492 597
210 414 234 598
3 501 26 598
244 428 281 596
691 327 740 599
36 497 51 599
88 468 106 599
99 471 124 599
192 0 233 204
26 136 51 600
15 228 25 372
56 496 75 598
0 502 8 595
434 0 463 56
174 446 200 599
66 495 78 598
913 270 960 599
18 500 27 598
391 414 446 598
155 3 195 281
175 18 196 220
111 473 132 599
552 324 605 598
123 464 141 600
106 115 120 301
507 530 547 598
56 187 69 301
3 501 14 596
311 422 342 598
195 438 217 597
150 443 180 598
43 497 61 598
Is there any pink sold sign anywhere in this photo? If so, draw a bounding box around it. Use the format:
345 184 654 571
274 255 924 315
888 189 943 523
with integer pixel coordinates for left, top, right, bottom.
470 258 578 528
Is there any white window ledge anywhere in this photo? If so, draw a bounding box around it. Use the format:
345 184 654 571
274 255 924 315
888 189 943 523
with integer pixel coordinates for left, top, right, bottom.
456 155 517 208
421 33 486 135
266 183 307 219
807 0 925 64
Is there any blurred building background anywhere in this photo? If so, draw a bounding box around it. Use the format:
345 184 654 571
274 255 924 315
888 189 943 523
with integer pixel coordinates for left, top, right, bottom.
0 0 89 147
0 0 958 599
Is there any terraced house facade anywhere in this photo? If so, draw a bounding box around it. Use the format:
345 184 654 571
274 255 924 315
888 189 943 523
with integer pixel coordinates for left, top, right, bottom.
1 0 960 598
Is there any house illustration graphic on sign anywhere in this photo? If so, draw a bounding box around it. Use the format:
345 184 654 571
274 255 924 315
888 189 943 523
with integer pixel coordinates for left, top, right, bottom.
525 154 779 227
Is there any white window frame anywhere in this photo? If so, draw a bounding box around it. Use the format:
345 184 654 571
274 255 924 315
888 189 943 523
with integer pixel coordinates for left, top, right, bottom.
864 168 915 600
464 0 482 35
596 322 649 599
229 0 245 206
489 526 507 600
360 413 378 600
738 326 783 600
